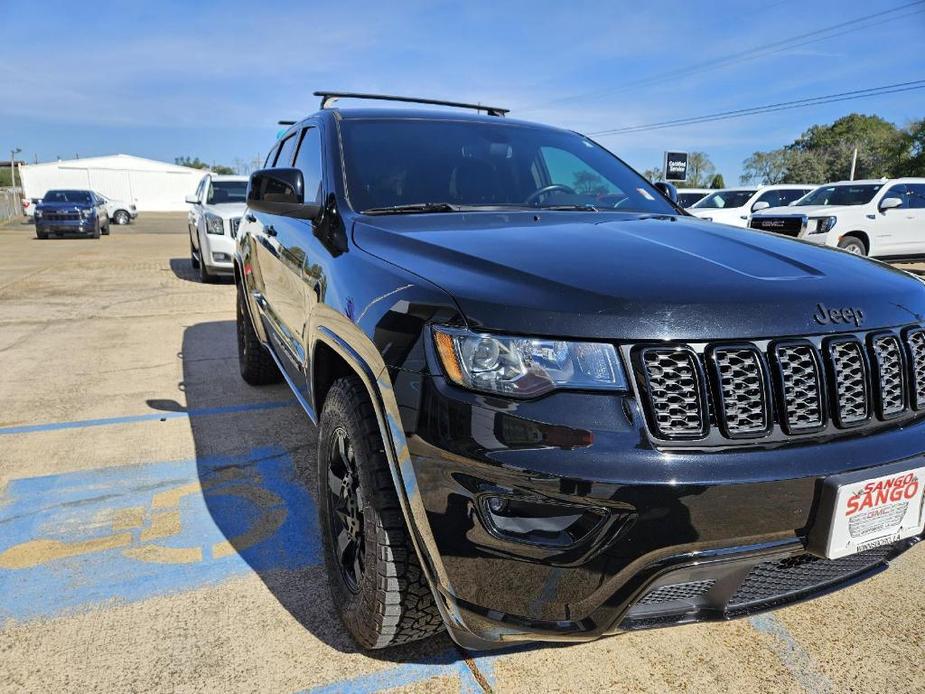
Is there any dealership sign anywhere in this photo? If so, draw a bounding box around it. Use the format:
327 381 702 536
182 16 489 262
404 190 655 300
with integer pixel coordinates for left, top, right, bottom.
663 151 689 182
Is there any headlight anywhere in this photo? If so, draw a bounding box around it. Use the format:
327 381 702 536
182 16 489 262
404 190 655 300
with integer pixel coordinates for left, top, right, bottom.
34 210 42 218
205 213 225 235
433 326 628 398
813 216 837 233
80 208 94 219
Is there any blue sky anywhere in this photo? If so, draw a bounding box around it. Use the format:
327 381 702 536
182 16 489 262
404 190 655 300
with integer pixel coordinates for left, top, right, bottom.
4 0 924 181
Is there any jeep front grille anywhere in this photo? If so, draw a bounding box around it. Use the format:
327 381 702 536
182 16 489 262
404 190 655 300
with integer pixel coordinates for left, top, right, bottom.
828 339 869 426
633 325 925 444
907 328 925 409
710 347 769 437
774 343 824 432
641 348 705 439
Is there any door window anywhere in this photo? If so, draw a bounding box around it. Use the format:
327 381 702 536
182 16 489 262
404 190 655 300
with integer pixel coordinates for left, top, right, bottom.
883 184 908 208
294 127 324 204
273 134 298 167
906 184 925 209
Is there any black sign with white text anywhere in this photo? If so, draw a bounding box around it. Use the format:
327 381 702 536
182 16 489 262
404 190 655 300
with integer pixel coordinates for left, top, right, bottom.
663 151 689 181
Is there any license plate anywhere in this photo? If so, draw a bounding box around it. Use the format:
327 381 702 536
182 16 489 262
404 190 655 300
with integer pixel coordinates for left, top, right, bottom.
809 463 925 559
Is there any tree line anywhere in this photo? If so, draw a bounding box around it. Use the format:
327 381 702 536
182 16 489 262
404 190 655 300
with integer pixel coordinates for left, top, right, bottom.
740 113 924 184
640 113 924 189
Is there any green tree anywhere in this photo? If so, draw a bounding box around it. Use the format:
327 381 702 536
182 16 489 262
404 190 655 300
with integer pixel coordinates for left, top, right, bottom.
741 149 790 184
211 164 236 175
641 166 662 182
709 173 725 189
897 118 925 177
175 156 209 169
685 151 716 188
572 170 608 195
0 167 13 187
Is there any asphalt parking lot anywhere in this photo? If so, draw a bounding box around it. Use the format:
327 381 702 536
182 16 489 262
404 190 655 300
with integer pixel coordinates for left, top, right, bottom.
1 213 923 693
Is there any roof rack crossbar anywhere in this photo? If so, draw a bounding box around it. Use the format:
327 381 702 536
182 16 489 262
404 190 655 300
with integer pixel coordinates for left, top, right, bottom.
277 120 296 126
313 91 509 117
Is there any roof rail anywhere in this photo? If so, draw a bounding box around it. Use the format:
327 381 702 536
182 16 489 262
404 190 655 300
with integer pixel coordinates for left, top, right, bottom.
313 91 509 117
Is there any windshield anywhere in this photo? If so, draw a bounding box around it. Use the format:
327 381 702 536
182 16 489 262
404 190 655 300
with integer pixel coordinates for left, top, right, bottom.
795 184 883 206
44 190 92 204
339 119 677 214
207 180 247 204
691 190 756 209
677 191 707 207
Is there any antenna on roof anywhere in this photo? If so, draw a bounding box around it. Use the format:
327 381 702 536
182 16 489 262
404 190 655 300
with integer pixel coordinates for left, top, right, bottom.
313 91 509 117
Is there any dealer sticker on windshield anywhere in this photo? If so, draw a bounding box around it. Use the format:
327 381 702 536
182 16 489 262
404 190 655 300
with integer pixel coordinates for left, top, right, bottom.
822 466 925 559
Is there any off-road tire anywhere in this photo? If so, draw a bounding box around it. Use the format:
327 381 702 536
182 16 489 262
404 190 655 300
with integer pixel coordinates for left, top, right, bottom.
236 284 280 385
838 236 867 256
102 221 110 235
91 221 101 239
318 376 444 649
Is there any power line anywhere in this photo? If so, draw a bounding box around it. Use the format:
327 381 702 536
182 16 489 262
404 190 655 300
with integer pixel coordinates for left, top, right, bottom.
587 80 925 136
519 0 925 112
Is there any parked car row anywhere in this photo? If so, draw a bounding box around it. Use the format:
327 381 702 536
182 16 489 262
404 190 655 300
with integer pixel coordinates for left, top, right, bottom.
676 178 925 259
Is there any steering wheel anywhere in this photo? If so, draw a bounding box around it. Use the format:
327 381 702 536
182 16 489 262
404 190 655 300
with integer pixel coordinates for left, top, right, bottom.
524 184 577 206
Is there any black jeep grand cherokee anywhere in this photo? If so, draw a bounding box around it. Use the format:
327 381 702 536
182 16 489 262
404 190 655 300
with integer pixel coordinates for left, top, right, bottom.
234 92 925 650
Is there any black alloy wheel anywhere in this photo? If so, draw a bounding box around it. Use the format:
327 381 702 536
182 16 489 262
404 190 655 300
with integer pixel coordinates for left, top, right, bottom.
326 427 365 593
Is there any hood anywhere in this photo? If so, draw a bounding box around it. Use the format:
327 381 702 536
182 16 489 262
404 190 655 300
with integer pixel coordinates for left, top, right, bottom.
754 204 858 218
203 202 246 219
353 211 925 341
37 200 93 210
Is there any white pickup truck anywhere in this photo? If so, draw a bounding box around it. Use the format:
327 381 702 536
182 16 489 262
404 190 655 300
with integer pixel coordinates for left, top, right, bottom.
749 178 925 258
688 184 815 227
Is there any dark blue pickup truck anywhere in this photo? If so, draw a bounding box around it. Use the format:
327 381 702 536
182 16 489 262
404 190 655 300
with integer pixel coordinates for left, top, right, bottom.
34 189 110 239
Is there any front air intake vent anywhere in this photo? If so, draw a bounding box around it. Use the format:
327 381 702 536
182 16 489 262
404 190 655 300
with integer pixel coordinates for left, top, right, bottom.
869 333 906 419
827 339 870 427
709 346 771 438
639 348 707 439
772 342 825 433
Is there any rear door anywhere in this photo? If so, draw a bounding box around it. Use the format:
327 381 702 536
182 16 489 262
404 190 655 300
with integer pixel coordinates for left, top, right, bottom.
250 130 305 384
897 183 925 256
876 184 914 255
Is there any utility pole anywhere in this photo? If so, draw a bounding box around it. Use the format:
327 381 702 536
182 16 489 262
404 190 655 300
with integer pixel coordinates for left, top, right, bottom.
10 147 21 190
849 147 858 181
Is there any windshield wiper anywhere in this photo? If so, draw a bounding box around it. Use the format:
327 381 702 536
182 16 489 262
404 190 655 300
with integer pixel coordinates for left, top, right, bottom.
363 202 460 215
537 204 599 211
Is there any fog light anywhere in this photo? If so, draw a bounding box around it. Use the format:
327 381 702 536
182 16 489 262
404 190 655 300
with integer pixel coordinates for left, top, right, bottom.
211 252 231 263
479 494 607 549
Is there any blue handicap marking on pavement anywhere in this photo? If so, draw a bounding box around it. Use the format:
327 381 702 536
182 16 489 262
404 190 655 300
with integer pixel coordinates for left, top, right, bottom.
0 446 319 622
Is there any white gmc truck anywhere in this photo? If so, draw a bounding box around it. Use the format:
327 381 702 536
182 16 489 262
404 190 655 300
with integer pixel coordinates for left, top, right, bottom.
749 178 925 258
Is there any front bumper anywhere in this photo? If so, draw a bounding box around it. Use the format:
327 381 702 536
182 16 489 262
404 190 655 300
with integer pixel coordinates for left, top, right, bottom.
36 219 96 234
200 232 235 275
399 372 925 648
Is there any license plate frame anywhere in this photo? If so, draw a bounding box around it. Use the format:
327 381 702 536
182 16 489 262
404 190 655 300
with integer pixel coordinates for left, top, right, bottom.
806 460 925 560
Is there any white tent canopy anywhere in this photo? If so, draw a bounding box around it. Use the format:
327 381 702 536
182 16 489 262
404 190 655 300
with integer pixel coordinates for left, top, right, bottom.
18 154 206 212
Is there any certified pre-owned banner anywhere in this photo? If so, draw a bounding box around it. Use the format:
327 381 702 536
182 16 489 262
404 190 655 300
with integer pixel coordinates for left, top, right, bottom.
663 151 688 182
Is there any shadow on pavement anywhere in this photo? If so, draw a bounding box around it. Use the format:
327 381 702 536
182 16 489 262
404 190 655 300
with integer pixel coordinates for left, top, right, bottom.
149 319 459 664
168 257 233 284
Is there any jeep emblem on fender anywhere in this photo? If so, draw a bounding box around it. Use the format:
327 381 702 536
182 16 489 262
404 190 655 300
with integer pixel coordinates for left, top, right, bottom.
814 302 865 327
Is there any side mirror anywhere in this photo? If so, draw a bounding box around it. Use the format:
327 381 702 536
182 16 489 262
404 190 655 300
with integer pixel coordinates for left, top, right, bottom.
879 197 903 211
184 194 199 204
653 181 678 204
751 201 770 212
247 168 320 220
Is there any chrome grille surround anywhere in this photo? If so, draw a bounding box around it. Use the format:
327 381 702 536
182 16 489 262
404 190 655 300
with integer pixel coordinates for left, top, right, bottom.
638 347 708 440
869 333 906 419
708 345 771 438
629 324 925 447
904 327 925 410
771 341 826 434
826 338 870 427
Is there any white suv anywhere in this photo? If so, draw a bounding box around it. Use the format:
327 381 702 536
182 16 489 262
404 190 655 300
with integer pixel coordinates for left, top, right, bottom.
185 174 247 282
749 179 925 258
688 184 815 227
